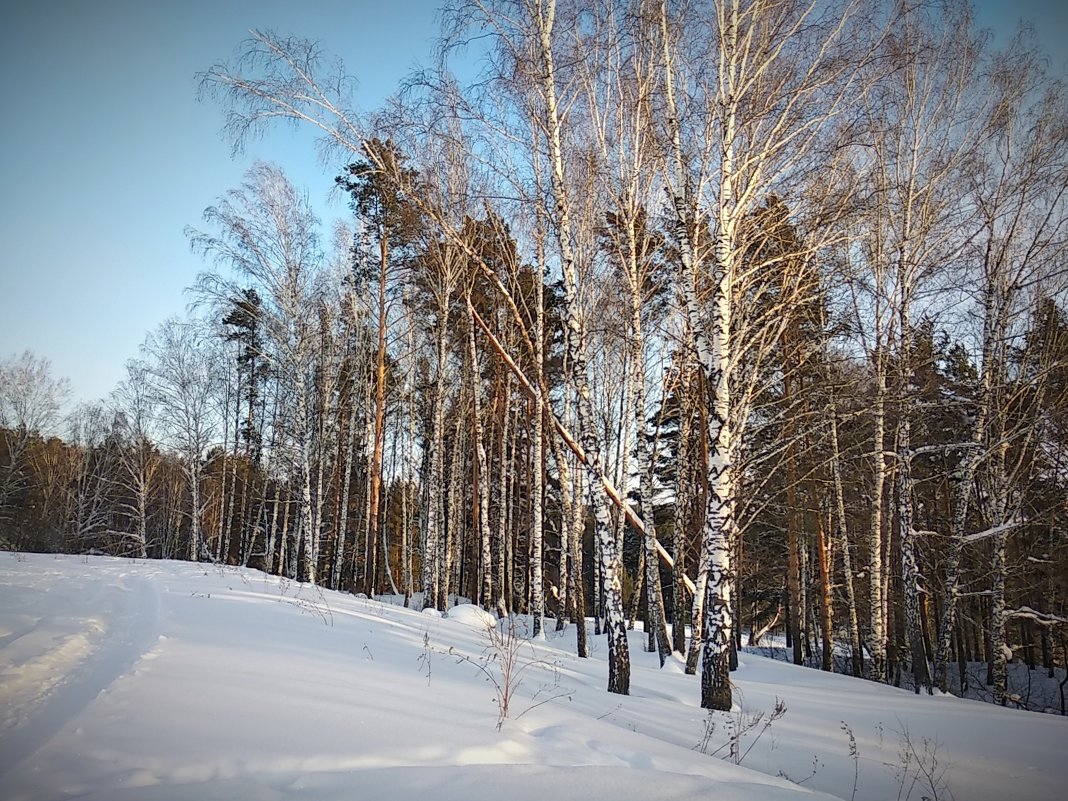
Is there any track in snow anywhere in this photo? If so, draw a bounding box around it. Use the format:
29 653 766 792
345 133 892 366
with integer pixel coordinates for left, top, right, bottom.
0 574 160 779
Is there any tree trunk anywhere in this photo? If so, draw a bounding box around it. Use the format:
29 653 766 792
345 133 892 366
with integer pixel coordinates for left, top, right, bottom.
571 459 588 658
660 0 732 709
422 302 450 610
367 235 389 596
496 377 513 615
467 300 495 611
534 0 629 694
331 373 359 590
829 404 862 677
869 368 889 683
817 505 834 672
672 362 693 656
785 371 803 666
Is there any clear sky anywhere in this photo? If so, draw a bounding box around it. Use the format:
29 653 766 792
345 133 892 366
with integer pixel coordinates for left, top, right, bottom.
0 0 440 405
1 0 1066 407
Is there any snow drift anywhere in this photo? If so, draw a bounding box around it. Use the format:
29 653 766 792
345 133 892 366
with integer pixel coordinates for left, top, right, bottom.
1 554 1064 801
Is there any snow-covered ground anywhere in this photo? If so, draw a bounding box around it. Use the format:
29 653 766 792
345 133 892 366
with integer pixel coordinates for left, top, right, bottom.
1 554 1065 801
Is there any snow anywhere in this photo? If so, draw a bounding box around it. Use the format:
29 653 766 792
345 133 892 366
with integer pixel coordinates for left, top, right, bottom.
444 603 497 630
1 554 1066 801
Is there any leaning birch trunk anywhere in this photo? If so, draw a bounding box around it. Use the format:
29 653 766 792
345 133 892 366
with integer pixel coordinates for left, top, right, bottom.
260 387 282 573
358 376 375 589
381 459 399 596
686 545 710 675
534 0 628 694
617 345 636 632
641 458 671 665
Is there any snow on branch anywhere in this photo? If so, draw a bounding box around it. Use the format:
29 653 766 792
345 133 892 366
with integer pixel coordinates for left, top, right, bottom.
963 519 1026 544
1004 607 1068 627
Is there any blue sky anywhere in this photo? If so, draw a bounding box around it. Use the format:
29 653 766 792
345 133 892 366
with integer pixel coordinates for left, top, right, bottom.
0 0 440 405
1 0 1066 407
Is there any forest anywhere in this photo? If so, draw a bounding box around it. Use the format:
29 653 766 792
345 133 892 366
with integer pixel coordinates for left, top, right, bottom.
2 0 1067 714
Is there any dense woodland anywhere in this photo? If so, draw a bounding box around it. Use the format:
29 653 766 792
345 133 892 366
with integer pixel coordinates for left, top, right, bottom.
3 0 1068 712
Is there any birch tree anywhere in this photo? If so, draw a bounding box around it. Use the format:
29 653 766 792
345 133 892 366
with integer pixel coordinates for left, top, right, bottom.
659 0 867 709
142 319 217 562
938 37 1068 699
855 1 984 689
189 163 326 582
111 364 159 559
0 351 70 544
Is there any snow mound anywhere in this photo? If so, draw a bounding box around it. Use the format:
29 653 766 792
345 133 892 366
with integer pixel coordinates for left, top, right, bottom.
444 603 497 630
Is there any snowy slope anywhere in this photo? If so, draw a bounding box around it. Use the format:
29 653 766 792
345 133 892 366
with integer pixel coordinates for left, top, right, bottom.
0 554 1064 801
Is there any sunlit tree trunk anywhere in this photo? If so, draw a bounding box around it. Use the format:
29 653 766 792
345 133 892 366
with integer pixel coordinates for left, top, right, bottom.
533 0 629 693
422 292 451 610
467 299 495 610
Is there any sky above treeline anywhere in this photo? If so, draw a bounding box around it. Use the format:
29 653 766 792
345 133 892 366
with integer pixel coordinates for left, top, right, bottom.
2 0 1067 412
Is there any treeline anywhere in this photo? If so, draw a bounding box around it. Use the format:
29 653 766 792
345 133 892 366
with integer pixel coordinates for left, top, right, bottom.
2 0 1068 711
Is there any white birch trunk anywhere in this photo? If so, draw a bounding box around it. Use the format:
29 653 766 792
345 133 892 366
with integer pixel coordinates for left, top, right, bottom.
422 304 450 610
534 0 629 693
570 452 588 656
868 367 888 683
531 233 546 636
295 374 317 585
331 375 359 590
630 283 671 665
672 364 692 656
661 0 732 708
467 300 495 610
829 402 862 677
551 433 571 632
445 412 465 603
187 458 202 563
496 377 512 616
